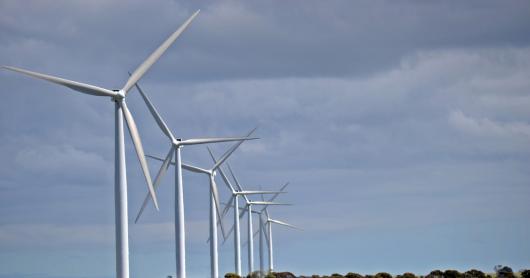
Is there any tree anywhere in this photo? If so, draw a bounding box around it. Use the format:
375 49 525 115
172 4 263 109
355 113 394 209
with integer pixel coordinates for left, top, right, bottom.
397 272 417 278
374 272 393 278
346 273 364 278
464 269 485 278
521 270 530 278
443 270 462 278
426 270 443 278
495 266 513 278
225 273 241 278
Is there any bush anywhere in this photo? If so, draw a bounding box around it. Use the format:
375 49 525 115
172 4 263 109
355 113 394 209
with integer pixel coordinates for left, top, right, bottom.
346 273 364 278
495 266 514 278
397 273 417 278
521 270 530 278
375 273 393 278
331 274 344 278
443 270 463 278
427 270 444 278
265 273 276 278
464 269 485 278
225 273 241 278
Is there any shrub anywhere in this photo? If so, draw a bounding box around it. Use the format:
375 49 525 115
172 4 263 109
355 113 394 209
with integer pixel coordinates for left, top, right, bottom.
427 270 444 278
375 273 393 278
225 273 241 278
346 273 364 278
265 273 275 278
397 273 417 278
331 274 344 278
443 270 463 278
521 270 530 278
495 266 513 278
464 269 485 278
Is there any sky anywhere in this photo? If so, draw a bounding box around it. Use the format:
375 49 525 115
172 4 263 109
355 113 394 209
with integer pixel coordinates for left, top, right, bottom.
1 1 530 277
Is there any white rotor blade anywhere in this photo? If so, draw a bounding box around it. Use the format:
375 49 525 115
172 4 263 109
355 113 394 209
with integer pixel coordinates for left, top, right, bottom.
122 10 200 93
221 195 235 218
269 219 302 231
135 146 174 223
181 163 210 174
120 100 159 211
181 137 257 146
238 191 286 195
249 201 291 206
210 178 226 239
2 66 117 97
133 82 175 140
211 127 258 171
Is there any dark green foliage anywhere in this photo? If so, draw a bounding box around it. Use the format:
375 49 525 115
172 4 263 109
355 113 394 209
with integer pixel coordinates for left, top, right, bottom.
443 270 463 278
346 273 364 278
365 275 375 278
397 272 417 278
521 270 530 278
493 266 513 278
274 272 297 278
427 270 444 278
225 273 241 278
375 272 393 278
312 275 322 278
331 274 344 278
464 269 485 278
265 273 276 278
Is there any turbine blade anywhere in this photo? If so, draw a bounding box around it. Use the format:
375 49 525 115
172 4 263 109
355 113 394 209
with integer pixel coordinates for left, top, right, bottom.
120 100 159 211
263 207 270 220
146 154 175 165
210 178 226 239
133 81 175 140
221 195 235 218
211 127 259 171
249 201 292 206
181 163 209 174
2 66 116 97
238 191 286 195
269 219 303 231
181 137 258 146
122 10 200 93
265 182 290 203
135 146 174 223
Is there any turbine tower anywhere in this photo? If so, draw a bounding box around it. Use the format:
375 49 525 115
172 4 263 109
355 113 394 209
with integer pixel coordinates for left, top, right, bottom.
260 206 301 273
2 10 202 278
132 82 256 278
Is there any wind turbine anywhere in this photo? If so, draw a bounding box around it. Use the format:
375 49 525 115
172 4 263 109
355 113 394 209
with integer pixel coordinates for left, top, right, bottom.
2 10 202 278
225 165 291 277
147 136 254 278
260 205 302 273
206 150 285 277
131 82 257 278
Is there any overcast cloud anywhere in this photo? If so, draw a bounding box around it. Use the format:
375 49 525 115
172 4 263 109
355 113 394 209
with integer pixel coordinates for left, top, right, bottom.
1 1 529 278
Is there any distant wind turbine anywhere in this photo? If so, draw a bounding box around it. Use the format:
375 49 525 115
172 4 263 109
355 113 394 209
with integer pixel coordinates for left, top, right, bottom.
206 150 285 276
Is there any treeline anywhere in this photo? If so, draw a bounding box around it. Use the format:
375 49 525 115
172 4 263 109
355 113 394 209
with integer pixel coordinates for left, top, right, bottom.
225 267 530 278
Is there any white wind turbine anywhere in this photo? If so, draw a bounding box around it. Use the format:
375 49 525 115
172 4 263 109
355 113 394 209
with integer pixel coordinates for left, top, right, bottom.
131 82 257 278
2 10 201 278
259 204 302 274
225 165 291 277
146 135 254 278
206 150 285 277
